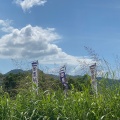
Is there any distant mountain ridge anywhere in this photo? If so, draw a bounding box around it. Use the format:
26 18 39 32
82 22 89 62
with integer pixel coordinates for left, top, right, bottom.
5 69 120 82
5 69 25 75
5 69 82 78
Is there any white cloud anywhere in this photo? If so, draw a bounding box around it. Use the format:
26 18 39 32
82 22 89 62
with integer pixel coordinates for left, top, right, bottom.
0 20 94 75
15 0 47 11
0 20 14 33
0 24 61 59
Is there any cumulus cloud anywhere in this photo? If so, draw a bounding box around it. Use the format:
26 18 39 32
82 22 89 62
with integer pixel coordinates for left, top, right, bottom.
0 19 94 75
0 24 62 59
15 0 47 11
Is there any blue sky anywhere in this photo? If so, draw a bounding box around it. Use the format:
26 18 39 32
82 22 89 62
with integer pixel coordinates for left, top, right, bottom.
0 0 120 75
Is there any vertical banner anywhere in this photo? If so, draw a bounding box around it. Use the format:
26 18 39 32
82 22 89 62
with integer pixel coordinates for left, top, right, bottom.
32 60 39 93
90 63 97 95
59 65 68 95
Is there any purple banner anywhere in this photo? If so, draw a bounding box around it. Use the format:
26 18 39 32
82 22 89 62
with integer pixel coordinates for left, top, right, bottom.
59 66 68 88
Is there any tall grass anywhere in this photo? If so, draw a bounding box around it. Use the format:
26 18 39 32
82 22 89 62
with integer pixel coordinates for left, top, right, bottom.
0 82 120 120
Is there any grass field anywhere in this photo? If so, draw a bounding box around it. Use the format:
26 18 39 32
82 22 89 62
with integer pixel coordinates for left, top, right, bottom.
0 81 120 120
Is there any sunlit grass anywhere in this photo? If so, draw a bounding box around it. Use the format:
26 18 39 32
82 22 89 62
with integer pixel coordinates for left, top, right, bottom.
0 81 120 120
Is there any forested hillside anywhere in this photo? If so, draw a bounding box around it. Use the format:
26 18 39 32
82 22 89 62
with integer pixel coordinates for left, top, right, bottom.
0 69 91 97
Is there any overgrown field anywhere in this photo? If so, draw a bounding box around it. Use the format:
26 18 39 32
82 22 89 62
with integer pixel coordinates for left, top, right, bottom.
0 82 120 120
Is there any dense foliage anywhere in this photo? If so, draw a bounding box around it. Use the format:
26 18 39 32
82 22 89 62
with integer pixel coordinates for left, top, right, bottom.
2 71 91 96
0 70 120 119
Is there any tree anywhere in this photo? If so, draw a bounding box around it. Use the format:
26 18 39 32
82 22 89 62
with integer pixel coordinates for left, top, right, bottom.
68 74 91 91
3 73 25 97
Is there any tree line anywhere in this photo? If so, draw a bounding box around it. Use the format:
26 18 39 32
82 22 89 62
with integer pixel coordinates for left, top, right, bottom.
0 70 91 97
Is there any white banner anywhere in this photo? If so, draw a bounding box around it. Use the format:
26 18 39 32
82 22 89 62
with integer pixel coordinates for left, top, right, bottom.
32 60 38 88
90 63 97 95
